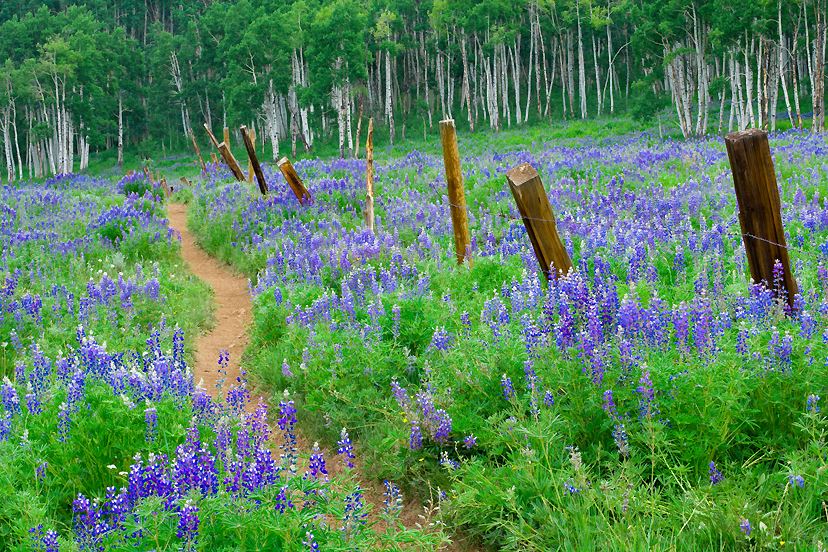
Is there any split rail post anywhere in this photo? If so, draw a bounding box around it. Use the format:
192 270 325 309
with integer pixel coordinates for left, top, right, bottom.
247 129 256 183
724 129 798 308
364 117 375 233
161 176 171 198
210 152 219 165
223 127 230 146
506 163 572 279
189 131 206 172
217 142 246 181
203 123 220 149
240 125 268 195
277 157 312 204
439 118 472 266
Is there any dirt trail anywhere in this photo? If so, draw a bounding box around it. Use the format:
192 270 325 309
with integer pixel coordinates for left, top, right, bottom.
166 202 475 551
167 203 251 392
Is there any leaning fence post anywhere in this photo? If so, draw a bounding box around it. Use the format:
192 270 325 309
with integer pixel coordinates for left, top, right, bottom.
277 157 312 204
725 129 798 308
439 118 472 266
223 127 230 147
190 131 206 172
240 125 268 195
364 117 375 233
217 142 246 181
506 163 573 279
247 129 256 183
203 123 220 149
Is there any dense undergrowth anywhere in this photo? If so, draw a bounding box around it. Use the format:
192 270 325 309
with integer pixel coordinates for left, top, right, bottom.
188 128 828 549
0 174 441 550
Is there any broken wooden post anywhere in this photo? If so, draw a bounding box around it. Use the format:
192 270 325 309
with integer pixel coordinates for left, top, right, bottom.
161 176 171 198
439 118 472 266
364 117 375 232
204 123 220 149
506 163 573 279
210 152 219 165
725 129 798 307
240 125 268 195
247 129 256 183
223 127 230 146
179 176 192 187
217 142 246 181
277 157 312 204
189 131 206 172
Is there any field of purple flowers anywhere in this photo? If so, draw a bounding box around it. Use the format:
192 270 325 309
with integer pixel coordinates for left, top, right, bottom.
0 174 442 550
188 129 828 549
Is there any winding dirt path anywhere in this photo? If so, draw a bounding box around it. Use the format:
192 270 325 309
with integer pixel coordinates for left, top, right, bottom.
167 203 251 393
166 202 476 551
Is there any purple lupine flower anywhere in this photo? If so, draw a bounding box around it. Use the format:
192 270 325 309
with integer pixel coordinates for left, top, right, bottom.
390 379 408 409
391 304 401 339
432 409 452 443
612 424 630 458
602 389 618 419
176 500 200 544
302 530 320 551
337 428 355 469
463 434 477 449
709 461 724 485
144 406 158 443
440 451 460 470
564 481 580 494
806 394 820 413
739 518 751 536
409 421 423 451
281 359 293 378
274 486 294 513
29 525 60 552
307 443 328 481
1 378 20 415
543 390 555 407
383 480 403 516
342 487 367 540
278 399 298 474
36 461 48 482
501 374 515 400
429 326 451 351
636 370 655 419
788 474 805 488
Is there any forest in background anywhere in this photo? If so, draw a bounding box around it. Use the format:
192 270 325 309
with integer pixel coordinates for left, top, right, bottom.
0 0 825 181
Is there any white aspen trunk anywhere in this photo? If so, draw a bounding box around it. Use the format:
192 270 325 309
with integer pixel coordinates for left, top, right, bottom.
778 1 796 128
744 40 756 127
461 35 474 131
511 41 522 124
576 3 587 119
118 91 124 167
10 99 22 180
437 51 446 117
757 38 764 128
567 31 575 118
266 79 279 160
607 24 615 113
592 35 602 116
386 49 394 144
535 5 545 117
525 14 535 123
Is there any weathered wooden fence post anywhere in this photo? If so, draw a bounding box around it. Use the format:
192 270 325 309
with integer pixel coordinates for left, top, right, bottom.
439 118 472 266
277 157 312 204
506 163 573 279
203 124 220 149
223 127 230 146
364 117 375 233
725 129 798 307
210 152 219 165
240 125 268 195
247 129 256 183
189 131 206 172
217 142 246 181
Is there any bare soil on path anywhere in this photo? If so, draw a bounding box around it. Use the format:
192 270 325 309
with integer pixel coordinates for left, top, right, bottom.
166 202 478 551
167 203 251 391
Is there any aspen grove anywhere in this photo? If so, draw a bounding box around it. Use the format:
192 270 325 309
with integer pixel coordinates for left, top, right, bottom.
0 0 827 181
